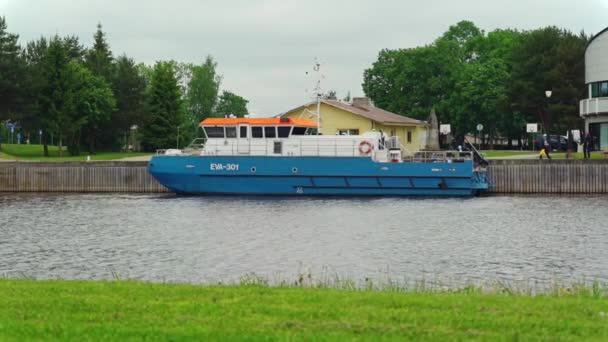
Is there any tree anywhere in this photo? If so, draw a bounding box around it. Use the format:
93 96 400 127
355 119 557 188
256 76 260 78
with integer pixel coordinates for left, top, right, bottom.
85 23 113 81
85 23 115 153
215 91 249 118
40 37 114 157
112 55 147 151
63 62 116 155
140 61 183 151
0 16 26 149
21 37 49 145
509 27 586 135
343 91 351 102
185 56 221 124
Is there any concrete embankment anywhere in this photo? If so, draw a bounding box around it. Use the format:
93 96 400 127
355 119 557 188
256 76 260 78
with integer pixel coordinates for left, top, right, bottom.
0 161 168 193
487 159 608 194
1 160 607 194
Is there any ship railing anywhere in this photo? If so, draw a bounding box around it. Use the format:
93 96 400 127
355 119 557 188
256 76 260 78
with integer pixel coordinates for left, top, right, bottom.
182 138 207 154
408 150 474 163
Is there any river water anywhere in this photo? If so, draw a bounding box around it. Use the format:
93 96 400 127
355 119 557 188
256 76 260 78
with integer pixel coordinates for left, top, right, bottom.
1 193 607 288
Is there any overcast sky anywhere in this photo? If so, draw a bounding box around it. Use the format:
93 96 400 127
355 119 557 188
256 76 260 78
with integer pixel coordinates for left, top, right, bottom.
2 0 607 116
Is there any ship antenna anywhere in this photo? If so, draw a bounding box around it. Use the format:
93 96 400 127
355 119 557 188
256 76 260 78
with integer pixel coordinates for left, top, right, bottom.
312 58 323 135
303 58 324 134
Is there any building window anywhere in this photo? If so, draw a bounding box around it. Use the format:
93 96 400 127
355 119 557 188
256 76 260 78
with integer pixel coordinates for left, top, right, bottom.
601 82 608 97
337 129 359 135
251 126 263 138
407 130 412 144
590 81 608 98
592 83 599 98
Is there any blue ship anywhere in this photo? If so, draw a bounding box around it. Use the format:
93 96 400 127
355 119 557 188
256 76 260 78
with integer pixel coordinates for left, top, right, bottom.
147 117 488 196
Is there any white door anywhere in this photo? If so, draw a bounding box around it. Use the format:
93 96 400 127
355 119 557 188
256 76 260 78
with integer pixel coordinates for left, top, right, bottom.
237 125 250 154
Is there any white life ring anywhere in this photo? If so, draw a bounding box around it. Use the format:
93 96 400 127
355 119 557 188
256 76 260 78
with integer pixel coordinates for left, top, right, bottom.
358 141 373 155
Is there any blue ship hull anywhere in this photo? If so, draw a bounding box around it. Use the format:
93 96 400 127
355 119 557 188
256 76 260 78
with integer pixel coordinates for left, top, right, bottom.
148 155 488 197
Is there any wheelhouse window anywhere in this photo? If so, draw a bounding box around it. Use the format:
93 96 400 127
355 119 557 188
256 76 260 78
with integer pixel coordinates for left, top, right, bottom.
292 127 307 135
205 126 225 138
264 126 276 138
278 126 291 138
225 126 237 138
251 126 263 138
240 126 248 138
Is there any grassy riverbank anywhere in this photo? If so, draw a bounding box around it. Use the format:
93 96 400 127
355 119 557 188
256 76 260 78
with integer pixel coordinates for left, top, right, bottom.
1 279 607 340
0 144 150 161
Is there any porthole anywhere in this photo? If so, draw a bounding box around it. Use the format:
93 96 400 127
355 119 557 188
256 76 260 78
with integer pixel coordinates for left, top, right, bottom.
292 167 298 173
250 167 257 173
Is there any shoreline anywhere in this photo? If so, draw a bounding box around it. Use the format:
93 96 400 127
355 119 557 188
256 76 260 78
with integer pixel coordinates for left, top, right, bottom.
1 160 608 194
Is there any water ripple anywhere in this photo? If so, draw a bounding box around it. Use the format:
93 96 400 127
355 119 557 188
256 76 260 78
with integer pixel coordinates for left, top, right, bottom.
1 193 607 286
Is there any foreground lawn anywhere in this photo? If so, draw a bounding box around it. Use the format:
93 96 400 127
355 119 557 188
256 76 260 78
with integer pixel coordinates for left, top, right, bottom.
0 279 607 340
0 144 150 161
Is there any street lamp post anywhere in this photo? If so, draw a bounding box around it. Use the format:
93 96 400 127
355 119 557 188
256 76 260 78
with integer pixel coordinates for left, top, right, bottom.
544 90 552 134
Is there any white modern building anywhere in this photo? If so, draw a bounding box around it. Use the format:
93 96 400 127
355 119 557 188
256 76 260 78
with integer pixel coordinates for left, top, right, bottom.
580 27 608 150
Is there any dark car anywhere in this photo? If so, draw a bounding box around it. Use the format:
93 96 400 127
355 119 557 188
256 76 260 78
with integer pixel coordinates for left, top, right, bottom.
546 134 578 151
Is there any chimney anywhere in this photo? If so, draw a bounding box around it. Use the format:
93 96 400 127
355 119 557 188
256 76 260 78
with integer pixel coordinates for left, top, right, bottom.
352 97 371 108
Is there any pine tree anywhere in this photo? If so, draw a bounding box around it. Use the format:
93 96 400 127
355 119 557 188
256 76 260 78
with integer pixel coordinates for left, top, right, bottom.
113 55 146 150
85 23 113 81
141 62 183 151
0 16 26 149
85 23 115 153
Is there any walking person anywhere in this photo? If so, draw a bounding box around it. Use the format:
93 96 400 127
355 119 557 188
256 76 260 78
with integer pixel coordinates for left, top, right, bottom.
583 132 593 159
539 136 552 160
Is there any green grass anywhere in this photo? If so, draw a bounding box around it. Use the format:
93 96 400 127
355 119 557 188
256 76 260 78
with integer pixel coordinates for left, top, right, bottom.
0 144 150 161
0 279 607 340
481 150 606 159
481 150 536 158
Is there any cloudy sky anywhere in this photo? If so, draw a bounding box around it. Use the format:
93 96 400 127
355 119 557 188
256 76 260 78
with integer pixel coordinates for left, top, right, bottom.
2 0 607 116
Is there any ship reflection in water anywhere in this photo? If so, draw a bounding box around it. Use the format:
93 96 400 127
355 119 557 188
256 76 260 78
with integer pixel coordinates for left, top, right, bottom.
0 193 606 288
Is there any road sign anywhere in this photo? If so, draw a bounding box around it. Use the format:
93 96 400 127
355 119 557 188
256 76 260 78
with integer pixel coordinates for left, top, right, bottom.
526 123 538 133
476 124 484 132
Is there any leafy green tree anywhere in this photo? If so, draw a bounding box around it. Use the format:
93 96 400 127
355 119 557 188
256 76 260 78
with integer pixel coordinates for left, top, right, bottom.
63 62 116 155
0 16 26 149
185 56 221 124
509 27 586 134
215 91 249 118
40 37 114 157
141 61 183 151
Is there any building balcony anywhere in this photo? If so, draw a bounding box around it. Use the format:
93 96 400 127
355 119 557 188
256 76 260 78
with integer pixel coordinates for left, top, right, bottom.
580 97 608 117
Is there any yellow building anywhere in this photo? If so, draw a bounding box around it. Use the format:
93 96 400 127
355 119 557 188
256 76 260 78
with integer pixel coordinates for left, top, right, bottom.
280 97 428 151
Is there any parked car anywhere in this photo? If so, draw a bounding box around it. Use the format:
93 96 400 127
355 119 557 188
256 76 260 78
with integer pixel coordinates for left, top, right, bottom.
546 134 578 151
534 134 577 151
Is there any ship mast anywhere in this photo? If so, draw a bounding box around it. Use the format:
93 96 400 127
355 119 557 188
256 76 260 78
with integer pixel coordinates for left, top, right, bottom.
311 59 322 135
